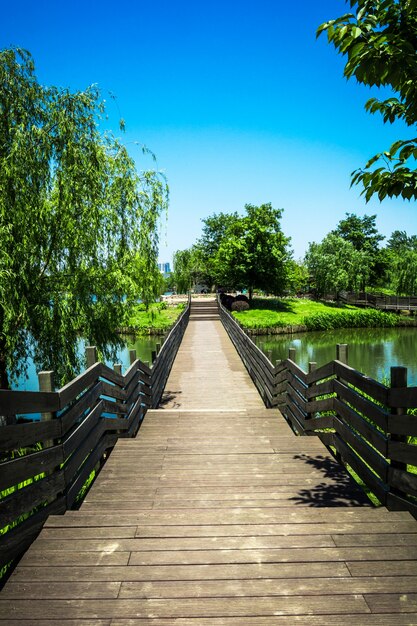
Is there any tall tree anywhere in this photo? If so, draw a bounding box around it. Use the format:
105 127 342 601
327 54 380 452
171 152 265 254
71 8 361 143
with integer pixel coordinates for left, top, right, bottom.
332 213 384 253
396 250 417 294
199 212 239 257
305 233 371 297
387 229 417 251
172 246 205 293
214 203 291 301
385 229 417 293
318 0 417 201
332 213 385 286
196 212 239 288
0 48 168 390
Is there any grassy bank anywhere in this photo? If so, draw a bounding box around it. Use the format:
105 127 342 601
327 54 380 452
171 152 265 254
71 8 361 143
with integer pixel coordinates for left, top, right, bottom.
232 297 415 331
125 302 184 334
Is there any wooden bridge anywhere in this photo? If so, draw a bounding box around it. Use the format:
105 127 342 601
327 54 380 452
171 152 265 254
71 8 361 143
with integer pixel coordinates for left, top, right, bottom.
1 297 417 623
340 290 417 312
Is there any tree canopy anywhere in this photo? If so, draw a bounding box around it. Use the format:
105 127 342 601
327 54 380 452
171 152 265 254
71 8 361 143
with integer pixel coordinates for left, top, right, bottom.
318 0 417 201
332 213 385 253
0 48 168 389
172 247 206 293
173 204 292 300
213 203 291 300
305 233 371 297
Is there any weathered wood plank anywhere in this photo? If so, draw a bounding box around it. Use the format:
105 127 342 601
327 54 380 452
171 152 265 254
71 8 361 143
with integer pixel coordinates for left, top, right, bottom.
11 561 352 582
0 595 371 619
0 444 64 491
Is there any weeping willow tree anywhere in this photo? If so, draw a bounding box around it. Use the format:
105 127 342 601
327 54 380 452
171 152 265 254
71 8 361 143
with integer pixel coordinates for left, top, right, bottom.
0 48 168 389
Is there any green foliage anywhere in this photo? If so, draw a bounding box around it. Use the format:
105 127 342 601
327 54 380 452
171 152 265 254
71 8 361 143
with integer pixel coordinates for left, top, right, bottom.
303 308 399 331
286 259 309 294
318 1 417 201
387 229 417 252
0 48 168 388
197 211 240 287
232 298 356 329
172 246 206 293
305 233 371 296
214 203 292 300
231 297 410 331
126 303 182 333
231 300 250 312
332 213 384 254
331 213 386 287
396 249 417 294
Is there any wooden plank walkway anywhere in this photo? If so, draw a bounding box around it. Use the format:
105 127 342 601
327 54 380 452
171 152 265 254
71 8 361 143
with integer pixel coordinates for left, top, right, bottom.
1 297 417 624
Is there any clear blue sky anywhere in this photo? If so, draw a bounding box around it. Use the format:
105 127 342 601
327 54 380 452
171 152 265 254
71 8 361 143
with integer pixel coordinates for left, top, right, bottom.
2 0 415 263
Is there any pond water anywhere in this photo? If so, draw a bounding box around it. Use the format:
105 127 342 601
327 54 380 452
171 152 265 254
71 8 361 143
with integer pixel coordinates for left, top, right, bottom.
253 326 417 387
13 334 162 392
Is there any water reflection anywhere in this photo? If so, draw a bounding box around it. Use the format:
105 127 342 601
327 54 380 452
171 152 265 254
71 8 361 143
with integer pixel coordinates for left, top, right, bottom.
14 334 163 391
253 327 417 386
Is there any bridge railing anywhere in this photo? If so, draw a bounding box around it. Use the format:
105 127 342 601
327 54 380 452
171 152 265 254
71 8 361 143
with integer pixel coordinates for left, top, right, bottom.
219 299 417 518
339 290 417 310
0 298 190 572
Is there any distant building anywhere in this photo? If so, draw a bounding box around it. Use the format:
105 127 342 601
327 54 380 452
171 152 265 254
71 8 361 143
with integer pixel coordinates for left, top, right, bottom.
158 262 171 274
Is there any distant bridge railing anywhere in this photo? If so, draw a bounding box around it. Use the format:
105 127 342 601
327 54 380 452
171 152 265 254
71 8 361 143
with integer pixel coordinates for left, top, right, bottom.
339 290 417 311
219 299 417 518
0 299 190 572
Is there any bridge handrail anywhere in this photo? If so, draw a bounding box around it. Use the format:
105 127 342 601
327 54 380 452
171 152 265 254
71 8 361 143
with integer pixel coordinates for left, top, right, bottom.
0 297 190 571
218 297 417 518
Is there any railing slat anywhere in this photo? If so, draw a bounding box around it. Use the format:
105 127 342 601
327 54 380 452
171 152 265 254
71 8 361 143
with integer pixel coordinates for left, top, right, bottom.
0 445 64 491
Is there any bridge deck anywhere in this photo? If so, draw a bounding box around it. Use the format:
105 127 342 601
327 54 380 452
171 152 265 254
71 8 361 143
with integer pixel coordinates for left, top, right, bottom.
1 298 417 624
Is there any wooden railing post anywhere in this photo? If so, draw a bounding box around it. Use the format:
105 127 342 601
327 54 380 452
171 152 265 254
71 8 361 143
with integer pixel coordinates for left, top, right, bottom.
38 371 54 422
113 364 122 375
388 367 408 505
86 346 98 368
38 370 55 448
129 350 137 365
288 348 296 362
336 344 348 364
306 362 317 423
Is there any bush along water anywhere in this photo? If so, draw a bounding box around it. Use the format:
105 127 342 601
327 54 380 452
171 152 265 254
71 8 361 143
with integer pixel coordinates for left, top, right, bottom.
303 309 405 331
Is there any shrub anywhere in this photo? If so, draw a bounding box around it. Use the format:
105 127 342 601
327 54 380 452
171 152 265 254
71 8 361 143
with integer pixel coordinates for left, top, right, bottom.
231 300 250 312
221 294 236 310
235 294 249 303
303 309 398 331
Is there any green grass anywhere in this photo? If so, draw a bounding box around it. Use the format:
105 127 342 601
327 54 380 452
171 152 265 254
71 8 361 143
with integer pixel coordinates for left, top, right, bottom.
232 297 408 331
126 303 183 333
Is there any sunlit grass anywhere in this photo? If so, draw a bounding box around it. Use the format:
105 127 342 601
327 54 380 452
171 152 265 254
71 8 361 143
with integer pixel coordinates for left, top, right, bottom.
232 297 407 330
126 302 183 333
